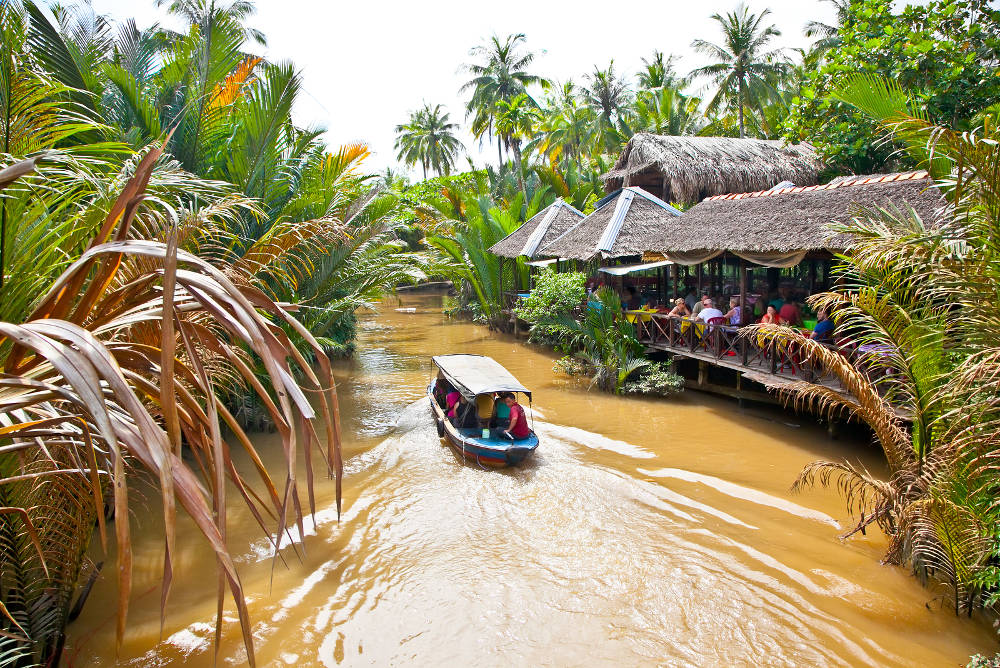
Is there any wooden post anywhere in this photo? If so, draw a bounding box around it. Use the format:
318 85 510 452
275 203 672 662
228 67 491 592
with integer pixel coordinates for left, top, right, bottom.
739 258 747 328
697 263 703 296
498 257 505 309
671 263 679 299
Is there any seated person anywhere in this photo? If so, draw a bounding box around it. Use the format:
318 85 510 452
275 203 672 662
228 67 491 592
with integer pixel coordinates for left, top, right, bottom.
623 285 642 310
663 298 690 317
645 298 659 311
695 298 725 323
779 301 803 327
691 294 710 319
451 395 479 429
501 392 532 440
433 378 451 408
810 308 835 341
760 305 779 324
723 297 743 326
492 393 511 429
446 391 463 421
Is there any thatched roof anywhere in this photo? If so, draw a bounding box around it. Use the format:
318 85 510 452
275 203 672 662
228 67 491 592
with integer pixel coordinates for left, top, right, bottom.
602 133 824 204
487 199 585 259
643 170 948 255
538 187 682 261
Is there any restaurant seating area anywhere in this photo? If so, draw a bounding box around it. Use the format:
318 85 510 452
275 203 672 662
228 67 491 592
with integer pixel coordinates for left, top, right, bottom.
486 134 949 409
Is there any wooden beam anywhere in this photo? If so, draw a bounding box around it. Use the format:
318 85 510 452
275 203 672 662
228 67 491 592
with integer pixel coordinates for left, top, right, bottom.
739 258 747 327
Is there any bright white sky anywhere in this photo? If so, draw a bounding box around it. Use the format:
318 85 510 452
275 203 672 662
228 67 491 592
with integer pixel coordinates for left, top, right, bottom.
87 0 836 177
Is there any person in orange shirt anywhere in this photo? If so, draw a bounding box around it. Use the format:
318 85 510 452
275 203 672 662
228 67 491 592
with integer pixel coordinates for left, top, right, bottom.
760 305 779 324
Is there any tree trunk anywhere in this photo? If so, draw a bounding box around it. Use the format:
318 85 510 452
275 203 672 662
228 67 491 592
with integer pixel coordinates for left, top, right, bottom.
512 140 526 201
738 75 746 139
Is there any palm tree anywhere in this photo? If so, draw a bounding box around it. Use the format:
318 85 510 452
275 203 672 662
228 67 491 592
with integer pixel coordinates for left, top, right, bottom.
758 74 1000 616
629 87 704 136
636 51 682 91
529 80 597 169
690 3 789 138
394 104 464 180
155 0 267 45
423 187 545 329
495 93 539 199
548 286 649 393
804 0 850 60
460 33 547 165
583 61 631 154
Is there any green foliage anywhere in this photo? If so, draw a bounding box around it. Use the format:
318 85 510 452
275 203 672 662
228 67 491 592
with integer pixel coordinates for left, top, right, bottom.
689 4 790 138
515 269 585 348
968 655 1000 668
622 361 685 396
546 287 649 394
423 188 540 327
785 0 1000 173
773 74 1000 622
394 103 465 179
514 269 585 322
553 354 590 377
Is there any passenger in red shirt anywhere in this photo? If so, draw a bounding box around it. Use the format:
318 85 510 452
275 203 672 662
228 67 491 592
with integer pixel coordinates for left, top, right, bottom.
502 393 532 440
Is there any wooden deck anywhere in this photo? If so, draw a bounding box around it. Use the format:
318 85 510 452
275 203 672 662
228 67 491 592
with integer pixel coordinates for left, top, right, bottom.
633 313 909 419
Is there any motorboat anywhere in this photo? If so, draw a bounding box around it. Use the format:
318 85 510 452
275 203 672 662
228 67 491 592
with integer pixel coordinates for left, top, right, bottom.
428 354 539 467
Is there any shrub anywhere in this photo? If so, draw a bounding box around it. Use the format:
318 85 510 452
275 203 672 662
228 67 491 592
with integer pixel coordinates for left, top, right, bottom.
515 269 586 324
622 362 685 396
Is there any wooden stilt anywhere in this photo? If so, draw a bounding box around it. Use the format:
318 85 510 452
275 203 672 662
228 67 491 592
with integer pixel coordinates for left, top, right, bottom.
739 258 747 327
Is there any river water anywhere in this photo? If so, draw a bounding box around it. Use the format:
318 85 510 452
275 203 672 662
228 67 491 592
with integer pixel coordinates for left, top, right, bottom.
68 293 995 666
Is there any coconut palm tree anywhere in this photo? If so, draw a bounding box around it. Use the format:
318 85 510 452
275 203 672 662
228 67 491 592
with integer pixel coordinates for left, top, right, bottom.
394 104 464 180
460 33 547 165
636 50 683 91
495 93 540 200
530 80 597 169
690 3 789 138
804 0 850 60
628 87 704 136
583 61 631 154
155 0 267 46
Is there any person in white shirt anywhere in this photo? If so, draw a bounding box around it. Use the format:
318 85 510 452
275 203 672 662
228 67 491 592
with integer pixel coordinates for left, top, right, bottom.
696 298 725 323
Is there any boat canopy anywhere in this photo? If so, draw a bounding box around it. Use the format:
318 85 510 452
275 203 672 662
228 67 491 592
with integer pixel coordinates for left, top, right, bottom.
431 354 532 400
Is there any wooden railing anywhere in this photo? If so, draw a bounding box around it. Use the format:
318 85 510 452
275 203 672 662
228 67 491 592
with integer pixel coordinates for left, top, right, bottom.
633 314 849 385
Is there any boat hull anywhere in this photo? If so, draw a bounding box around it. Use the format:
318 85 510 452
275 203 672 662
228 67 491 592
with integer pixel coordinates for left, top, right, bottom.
428 392 539 468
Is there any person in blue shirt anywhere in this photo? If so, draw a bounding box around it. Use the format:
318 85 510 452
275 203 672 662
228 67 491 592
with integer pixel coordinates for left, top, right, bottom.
810 308 835 341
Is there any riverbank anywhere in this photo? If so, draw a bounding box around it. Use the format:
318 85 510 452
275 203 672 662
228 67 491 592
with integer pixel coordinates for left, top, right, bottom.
66 293 996 666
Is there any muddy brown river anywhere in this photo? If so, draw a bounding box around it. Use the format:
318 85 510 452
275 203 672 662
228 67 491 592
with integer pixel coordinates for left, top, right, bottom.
67 293 995 666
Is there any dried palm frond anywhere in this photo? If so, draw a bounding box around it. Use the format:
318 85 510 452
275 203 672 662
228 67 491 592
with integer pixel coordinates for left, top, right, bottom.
0 142 340 667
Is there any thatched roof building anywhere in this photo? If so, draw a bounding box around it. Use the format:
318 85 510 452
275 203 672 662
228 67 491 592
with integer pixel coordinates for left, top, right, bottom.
602 133 824 204
538 187 682 262
642 171 947 265
487 199 585 259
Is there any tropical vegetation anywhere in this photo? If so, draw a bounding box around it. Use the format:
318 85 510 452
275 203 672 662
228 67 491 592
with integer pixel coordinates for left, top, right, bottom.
0 0 422 664
758 74 1000 623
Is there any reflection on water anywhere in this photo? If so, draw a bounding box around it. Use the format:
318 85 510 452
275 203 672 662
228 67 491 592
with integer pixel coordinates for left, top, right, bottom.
67 293 995 666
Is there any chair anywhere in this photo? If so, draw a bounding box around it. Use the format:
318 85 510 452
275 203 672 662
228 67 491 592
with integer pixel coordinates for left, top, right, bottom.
704 317 727 356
